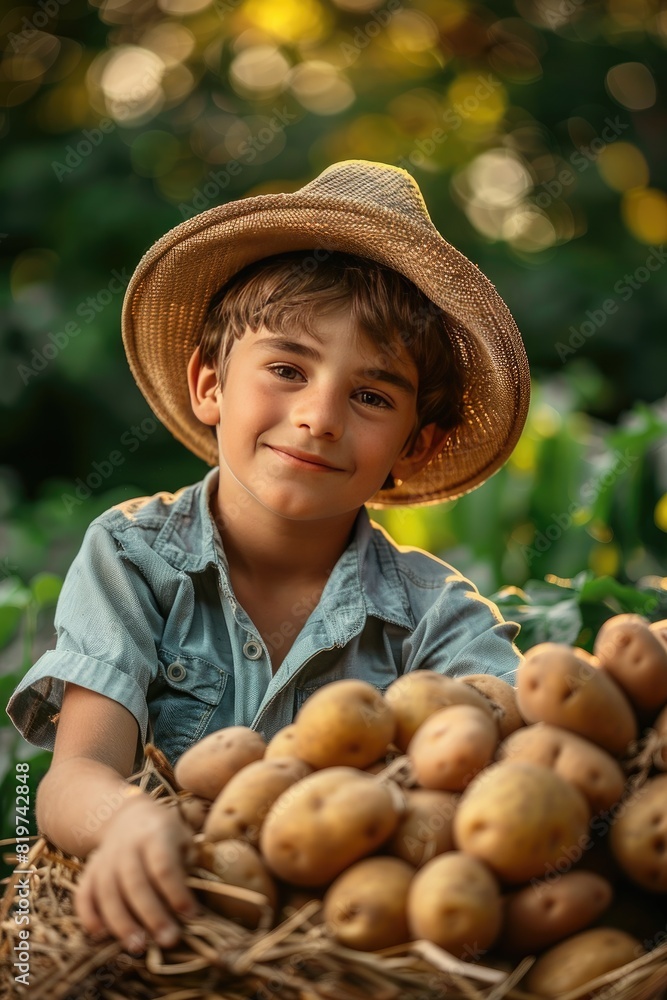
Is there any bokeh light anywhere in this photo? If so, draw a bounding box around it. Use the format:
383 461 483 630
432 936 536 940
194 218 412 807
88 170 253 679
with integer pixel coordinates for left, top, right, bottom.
597 142 650 192
288 61 354 114
229 45 291 98
606 62 657 111
622 188 667 244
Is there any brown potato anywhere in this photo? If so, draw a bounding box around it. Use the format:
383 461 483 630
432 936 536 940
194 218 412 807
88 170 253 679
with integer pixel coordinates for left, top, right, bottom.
387 789 458 867
594 613 667 713
293 679 396 769
195 839 277 928
407 852 502 959
516 643 637 755
260 767 402 886
523 927 643 997
385 671 494 752
203 757 311 845
174 726 266 800
461 674 525 739
324 857 413 951
500 871 613 956
264 724 303 760
454 761 591 883
497 723 625 815
408 705 498 791
652 702 667 770
609 774 667 891
649 618 667 646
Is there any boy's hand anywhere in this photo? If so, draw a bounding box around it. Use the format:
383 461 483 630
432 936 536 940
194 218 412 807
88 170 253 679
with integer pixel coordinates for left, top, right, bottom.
75 794 200 953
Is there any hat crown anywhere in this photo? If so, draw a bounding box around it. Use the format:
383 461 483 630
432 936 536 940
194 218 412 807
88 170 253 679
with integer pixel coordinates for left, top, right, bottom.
297 159 433 227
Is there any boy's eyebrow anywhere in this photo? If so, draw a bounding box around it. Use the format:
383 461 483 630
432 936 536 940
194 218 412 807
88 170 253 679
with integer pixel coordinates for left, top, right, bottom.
252 336 417 395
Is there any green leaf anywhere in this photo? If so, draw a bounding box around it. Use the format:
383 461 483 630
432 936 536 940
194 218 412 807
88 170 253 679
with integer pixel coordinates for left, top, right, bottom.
0 607 23 650
30 573 63 609
0 578 31 610
510 598 583 653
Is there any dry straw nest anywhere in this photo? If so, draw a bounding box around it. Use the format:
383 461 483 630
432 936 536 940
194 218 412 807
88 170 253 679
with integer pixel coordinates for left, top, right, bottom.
2 744 667 1000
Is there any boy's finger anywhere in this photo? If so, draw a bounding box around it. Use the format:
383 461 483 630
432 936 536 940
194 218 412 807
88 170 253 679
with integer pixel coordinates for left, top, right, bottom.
92 866 154 952
143 846 200 921
74 872 108 941
117 854 183 948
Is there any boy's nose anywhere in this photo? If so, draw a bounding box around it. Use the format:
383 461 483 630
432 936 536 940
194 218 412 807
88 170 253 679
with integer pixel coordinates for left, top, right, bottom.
290 387 345 439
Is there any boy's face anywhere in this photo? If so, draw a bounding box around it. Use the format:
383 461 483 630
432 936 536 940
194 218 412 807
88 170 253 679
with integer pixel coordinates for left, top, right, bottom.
193 307 432 523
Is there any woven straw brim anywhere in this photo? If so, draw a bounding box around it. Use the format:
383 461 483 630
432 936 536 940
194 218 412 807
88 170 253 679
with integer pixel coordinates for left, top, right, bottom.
122 188 530 507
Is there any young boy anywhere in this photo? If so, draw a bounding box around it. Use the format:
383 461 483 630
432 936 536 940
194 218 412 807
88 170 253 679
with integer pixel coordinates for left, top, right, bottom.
7 160 530 956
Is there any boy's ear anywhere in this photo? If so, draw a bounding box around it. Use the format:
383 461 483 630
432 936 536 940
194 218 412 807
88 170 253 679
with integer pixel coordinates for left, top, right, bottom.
187 346 220 427
391 422 447 484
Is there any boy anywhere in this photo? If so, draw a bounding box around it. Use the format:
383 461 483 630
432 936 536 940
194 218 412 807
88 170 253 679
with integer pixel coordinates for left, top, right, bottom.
7 160 530 956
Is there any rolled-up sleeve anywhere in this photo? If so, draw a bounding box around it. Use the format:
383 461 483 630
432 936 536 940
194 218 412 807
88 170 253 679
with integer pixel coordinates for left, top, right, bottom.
402 573 522 683
6 523 163 750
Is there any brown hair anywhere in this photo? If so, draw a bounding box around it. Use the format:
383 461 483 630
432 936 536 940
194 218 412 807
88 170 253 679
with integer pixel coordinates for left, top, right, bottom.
199 250 465 455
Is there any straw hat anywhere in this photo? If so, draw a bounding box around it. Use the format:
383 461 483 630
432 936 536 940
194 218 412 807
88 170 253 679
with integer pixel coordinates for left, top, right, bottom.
121 159 530 507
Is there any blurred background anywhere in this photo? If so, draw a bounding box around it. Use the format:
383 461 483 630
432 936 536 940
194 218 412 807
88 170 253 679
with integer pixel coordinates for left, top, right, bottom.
1 0 667 812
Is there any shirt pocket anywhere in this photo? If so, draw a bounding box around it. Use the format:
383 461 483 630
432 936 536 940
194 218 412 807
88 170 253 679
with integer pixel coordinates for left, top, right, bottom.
293 676 392 714
148 651 229 766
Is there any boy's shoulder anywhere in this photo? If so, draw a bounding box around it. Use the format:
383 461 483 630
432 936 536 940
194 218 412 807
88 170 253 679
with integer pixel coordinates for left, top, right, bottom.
85 473 214 570
364 513 472 590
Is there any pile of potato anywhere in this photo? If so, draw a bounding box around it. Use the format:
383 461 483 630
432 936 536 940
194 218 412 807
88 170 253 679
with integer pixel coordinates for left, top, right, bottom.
171 613 667 999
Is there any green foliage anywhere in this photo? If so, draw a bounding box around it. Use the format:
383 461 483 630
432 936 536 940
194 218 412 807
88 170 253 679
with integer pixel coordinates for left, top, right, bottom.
491 572 667 653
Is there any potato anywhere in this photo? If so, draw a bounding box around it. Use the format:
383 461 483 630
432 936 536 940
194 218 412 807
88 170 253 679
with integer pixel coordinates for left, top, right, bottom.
324 857 413 951
652 702 667 770
500 871 613 956
454 761 591 883
523 927 643 998
649 618 667 646
516 643 637 755
385 672 494 752
594 613 667 713
195 839 277 928
203 757 311 845
498 723 625 815
407 852 502 959
387 789 458 868
174 726 266 800
264 724 303 760
609 774 667 891
260 767 402 886
293 679 396 769
408 705 498 791
461 673 524 739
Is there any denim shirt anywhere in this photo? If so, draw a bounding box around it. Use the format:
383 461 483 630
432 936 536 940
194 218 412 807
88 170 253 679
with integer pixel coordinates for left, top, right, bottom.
7 468 521 766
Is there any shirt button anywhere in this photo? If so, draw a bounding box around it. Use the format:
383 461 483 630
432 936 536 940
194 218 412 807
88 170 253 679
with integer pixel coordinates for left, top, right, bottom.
166 661 187 682
243 640 263 660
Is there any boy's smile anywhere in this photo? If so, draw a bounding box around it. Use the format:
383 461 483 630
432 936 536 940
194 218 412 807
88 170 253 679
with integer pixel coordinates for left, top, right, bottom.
205 307 429 525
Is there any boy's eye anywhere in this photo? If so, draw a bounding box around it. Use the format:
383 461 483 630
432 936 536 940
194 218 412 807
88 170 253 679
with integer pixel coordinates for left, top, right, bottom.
357 390 391 409
269 364 303 381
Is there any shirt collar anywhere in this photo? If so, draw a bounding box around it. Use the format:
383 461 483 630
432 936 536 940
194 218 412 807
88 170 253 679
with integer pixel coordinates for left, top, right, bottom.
152 467 415 633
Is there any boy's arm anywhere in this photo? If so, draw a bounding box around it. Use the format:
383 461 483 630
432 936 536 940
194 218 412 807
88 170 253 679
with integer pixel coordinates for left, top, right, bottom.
37 683 199 952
